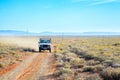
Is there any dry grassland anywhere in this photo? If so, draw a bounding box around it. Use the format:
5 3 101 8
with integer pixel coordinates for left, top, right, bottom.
0 36 120 80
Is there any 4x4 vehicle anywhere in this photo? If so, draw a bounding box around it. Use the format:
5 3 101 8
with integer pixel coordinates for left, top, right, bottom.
38 38 51 52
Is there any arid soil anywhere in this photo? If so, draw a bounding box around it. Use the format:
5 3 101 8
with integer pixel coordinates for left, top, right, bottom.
0 52 56 80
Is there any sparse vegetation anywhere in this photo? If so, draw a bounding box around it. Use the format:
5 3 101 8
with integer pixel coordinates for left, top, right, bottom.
0 37 36 69
1 36 120 80
100 67 120 80
54 37 120 80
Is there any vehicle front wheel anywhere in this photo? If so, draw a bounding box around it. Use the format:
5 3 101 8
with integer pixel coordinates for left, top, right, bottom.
39 48 41 52
49 49 51 53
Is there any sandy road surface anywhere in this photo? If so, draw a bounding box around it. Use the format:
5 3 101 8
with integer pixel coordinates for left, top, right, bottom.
0 52 56 80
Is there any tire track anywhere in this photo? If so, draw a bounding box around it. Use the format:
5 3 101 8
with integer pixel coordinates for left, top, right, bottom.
0 53 38 80
0 52 56 80
36 53 56 80
16 53 47 80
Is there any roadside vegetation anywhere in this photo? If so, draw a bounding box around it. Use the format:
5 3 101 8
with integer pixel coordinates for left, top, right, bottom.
0 36 120 80
0 37 36 70
54 37 120 80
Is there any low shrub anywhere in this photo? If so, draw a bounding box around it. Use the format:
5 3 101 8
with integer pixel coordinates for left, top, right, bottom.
23 48 35 52
86 75 102 80
55 68 74 79
112 43 120 46
83 54 95 60
87 60 100 66
71 58 83 65
71 48 86 57
103 60 113 67
100 67 120 80
70 58 85 69
94 56 105 62
82 66 95 73
63 62 71 68
94 65 104 73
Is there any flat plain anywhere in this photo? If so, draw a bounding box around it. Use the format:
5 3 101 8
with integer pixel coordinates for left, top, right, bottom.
0 36 120 80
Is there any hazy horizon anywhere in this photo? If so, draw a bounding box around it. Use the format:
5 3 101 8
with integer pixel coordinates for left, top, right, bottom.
1 30 120 33
0 0 120 32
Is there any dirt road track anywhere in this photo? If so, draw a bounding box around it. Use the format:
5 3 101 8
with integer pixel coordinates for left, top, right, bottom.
0 52 56 80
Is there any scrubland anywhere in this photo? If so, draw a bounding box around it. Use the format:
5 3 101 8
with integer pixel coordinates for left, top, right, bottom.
54 37 120 80
0 36 120 80
0 36 37 70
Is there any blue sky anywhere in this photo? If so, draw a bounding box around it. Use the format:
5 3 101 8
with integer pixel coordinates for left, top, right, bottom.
0 0 120 32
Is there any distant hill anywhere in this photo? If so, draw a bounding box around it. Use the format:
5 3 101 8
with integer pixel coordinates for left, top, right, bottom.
82 32 120 35
0 30 120 36
39 32 82 35
0 30 33 36
39 32 120 36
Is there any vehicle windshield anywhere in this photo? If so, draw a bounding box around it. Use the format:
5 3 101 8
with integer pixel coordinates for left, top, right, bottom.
40 40 51 43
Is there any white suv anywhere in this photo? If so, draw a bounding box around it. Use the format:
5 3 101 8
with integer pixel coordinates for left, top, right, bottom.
39 38 51 52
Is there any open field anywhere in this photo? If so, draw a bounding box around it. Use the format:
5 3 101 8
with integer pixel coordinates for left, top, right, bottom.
0 36 120 80
54 36 120 80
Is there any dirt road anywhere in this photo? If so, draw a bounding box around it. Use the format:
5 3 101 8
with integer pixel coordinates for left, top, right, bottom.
0 52 56 80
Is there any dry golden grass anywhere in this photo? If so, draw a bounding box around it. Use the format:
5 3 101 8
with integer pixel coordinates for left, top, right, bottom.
1 36 120 79
100 67 120 80
54 37 120 80
0 36 39 69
